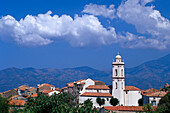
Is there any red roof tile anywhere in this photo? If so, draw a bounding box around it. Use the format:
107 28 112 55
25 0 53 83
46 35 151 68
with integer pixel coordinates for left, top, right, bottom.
9 100 26 106
38 83 54 88
27 93 38 98
86 85 110 90
28 87 36 91
144 91 167 97
61 87 68 90
125 86 140 91
67 82 74 87
104 106 157 111
81 92 112 97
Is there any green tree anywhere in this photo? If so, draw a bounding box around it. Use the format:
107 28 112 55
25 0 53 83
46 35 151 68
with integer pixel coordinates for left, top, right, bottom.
96 97 105 107
155 92 170 113
138 98 143 106
0 95 9 113
143 104 153 113
23 93 99 113
110 97 119 106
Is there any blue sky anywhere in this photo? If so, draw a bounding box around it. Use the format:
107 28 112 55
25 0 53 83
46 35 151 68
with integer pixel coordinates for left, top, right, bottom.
0 0 169 70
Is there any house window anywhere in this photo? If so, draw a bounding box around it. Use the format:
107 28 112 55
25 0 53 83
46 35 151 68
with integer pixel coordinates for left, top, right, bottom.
115 69 118 76
126 91 128 94
97 90 99 92
107 98 109 101
116 82 117 89
151 101 156 106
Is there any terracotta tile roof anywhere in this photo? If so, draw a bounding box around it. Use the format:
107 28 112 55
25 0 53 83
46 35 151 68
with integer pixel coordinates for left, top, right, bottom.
104 106 118 111
118 106 144 111
145 91 167 97
125 86 140 91
104 106 157 111
81 92 112 97
27 93 38 98
18 85 29 89
3 90 11 94
76 80 85 84
10 95 20 99
145 88 158 93
67 82 74 87
86 85 110 90
42 90 54 94
9 100 26 106
61 87 68 90
38 83 54 88
20 86 30 91
28 87 36 91
55 88 61 92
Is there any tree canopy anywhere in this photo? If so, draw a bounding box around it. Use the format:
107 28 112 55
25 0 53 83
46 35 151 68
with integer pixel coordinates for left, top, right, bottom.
96 97 105 107
0 95 9 113
155 92 170 113
110 97 119 106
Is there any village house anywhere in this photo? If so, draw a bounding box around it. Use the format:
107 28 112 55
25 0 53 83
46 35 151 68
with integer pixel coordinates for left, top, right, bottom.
143 91 167 106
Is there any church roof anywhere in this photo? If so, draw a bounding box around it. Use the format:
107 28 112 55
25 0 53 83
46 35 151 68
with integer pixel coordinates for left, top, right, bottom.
125 86 140 91
86 85 110 90
81 92 112 97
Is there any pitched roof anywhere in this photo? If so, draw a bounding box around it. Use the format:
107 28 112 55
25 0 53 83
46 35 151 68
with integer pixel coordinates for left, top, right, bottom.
104 106 157 111
61 87 68 90
42 90 58 94
28 87 36 91
10 95 20 99
81 92 112 97
38 83 55 88
27 93 38 98
3 90 12 94
55 88 61 92
18 85 29 89
9 100 26 106
19 86 30 91
144 91 167 97
125 86 140 91
67 82 74 87
86 85 110 90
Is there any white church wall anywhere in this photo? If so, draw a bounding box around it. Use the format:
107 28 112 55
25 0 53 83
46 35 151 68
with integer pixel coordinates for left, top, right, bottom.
79 96 112 107
80 79 95 95
125 90 142 106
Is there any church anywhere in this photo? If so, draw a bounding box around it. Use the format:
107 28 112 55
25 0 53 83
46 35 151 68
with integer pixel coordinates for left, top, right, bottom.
62 54 142 107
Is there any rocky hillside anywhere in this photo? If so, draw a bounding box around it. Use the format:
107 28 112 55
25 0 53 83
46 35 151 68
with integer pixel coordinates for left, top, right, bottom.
0 54 169 92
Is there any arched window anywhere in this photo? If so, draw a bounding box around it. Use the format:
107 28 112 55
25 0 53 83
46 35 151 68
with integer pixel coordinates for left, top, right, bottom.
121 82 123 89
115 69 118 76
121 69 123 76
116 82 117 89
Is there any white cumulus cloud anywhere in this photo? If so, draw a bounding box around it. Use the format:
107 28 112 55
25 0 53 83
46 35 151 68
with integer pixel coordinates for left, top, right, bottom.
82 3 116 19
117 0 170 49
0 11 118 47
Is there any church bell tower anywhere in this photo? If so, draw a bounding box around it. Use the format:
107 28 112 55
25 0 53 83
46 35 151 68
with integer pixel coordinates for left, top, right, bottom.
112 53 125 105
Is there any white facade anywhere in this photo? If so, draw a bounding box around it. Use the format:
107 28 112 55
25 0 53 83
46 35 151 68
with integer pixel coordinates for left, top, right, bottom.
79 96 112 107
48 90 60 96
125 90 142 106
112 54 125 105
79 78 95 95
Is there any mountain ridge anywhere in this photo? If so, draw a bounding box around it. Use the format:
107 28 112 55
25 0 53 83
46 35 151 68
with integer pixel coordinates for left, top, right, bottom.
0 54 169 92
